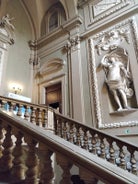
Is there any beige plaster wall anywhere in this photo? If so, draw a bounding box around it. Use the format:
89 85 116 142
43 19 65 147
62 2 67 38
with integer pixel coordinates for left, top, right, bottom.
1 0 33 98
77 0 138 140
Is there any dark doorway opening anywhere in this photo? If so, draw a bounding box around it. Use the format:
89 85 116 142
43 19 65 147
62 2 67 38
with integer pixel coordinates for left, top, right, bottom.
49 102 59 109
45 83 62 113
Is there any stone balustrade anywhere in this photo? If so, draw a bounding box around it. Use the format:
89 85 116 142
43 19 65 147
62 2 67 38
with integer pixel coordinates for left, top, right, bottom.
54 112 138 177
0 96 138 183
0 95 54 130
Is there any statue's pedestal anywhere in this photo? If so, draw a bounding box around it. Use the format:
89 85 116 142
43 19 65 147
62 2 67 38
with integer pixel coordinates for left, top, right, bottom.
110 108 137 116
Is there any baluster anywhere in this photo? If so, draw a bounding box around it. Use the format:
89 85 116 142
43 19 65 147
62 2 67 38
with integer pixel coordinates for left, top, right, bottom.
79 128 84 148
0 125 13 172
56 154 72 184
87 131 92 152
108 140 115 164
1 100 7 110
76 126 81 146
17 104 23 117
9 102 15 112
31 107 36 124
99 137 105 159
66 122 70 141
43 109 48 128
39 143 54 184
73 125 77 144
62 120 68 140
37 108 42 127
24 106 30 121
56 117 62 137
83 130 88 150
80 167 98 184
91 134 97 154
130 152 137 175
25 137 39 184
119 147 126 170
11 131 25 182
69 123 74 143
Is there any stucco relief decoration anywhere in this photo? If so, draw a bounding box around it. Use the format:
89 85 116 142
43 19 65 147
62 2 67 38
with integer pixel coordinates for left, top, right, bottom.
93 0 122 17
39 59 65 76
0 14 15 44
96 29 135 112
101 48 134 112
96 29 130 55
89 19 138 128
88 0 132 26
28 40 40 66
64 35 80 51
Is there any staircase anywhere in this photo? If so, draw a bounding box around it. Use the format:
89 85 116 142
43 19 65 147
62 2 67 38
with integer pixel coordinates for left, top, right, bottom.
0 96 137 184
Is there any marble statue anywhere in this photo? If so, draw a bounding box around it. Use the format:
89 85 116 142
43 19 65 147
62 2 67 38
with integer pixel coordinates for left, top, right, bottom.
0 14 15 30
101 50 133 111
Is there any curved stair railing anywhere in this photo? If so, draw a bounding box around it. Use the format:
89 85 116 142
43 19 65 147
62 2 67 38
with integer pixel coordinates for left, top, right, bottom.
0 96 137 184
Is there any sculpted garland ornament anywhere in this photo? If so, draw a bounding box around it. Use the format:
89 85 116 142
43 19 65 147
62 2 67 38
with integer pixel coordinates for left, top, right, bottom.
96 29 130 55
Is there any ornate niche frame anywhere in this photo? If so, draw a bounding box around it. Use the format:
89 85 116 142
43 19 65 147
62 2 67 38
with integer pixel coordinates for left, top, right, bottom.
88 17 138 129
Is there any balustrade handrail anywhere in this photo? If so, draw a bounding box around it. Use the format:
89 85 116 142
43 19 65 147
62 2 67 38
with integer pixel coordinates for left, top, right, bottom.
54 112 138 150
54 111 138 178
0 95 138 183
0 95 53 110
0 95 54 130
0 109 138 184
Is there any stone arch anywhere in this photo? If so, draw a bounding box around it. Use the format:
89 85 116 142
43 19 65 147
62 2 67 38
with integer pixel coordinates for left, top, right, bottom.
59 0 78 19
41 2 67 36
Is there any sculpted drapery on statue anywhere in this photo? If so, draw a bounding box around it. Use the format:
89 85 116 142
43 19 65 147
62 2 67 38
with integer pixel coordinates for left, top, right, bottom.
101 48 133 111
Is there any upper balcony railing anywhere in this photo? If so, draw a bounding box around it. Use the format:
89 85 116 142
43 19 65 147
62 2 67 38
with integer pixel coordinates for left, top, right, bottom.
0 95 138 184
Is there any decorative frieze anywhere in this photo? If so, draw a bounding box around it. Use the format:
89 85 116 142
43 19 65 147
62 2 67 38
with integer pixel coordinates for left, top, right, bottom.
89 0 131 25
81 0 133 28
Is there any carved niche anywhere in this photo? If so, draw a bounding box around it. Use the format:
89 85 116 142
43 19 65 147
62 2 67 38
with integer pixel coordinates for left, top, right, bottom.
88 18 138 129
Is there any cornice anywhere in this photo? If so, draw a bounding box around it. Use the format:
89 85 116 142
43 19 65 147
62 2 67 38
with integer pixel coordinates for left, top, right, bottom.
37 15 83 49
81 4 138 39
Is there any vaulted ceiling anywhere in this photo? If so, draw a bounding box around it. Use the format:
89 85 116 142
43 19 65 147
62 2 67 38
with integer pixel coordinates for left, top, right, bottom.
0 0 79 39
21 0 78 38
